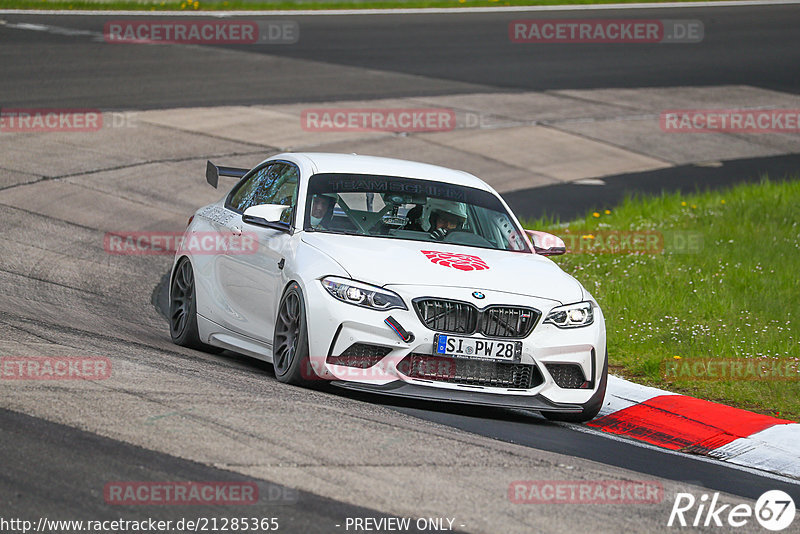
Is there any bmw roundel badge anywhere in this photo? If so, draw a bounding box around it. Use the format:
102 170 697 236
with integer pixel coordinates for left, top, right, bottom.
472 291 485 299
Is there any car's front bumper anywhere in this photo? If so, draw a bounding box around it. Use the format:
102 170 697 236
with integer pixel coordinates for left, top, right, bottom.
303 281 606 407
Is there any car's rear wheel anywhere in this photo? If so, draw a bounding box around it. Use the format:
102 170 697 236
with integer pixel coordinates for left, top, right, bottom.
169 258 221 353
541 351 608 423
273 283 314 385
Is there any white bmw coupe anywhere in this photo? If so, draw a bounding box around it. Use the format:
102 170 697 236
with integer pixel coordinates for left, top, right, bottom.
169 153 607 422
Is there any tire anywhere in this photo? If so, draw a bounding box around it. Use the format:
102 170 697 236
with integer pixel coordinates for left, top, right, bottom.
542 350 608 423
169 258 222 354
272 282 315 386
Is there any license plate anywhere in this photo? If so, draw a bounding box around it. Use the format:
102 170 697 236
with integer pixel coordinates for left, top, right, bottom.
434 334 522 362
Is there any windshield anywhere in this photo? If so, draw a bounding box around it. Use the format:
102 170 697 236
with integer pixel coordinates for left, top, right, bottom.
304 173 531 253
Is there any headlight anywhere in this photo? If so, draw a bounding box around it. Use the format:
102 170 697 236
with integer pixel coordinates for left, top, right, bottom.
321 276 407 311
544 301 594 328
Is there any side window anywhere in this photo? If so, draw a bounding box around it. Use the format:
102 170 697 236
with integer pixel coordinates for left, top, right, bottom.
228 163 300 223
228 164 272 213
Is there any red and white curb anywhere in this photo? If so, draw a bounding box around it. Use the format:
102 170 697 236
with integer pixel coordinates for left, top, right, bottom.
588 376 800 479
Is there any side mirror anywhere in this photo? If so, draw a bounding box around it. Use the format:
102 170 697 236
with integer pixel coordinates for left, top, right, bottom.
242 204 291 232
525 230 566 256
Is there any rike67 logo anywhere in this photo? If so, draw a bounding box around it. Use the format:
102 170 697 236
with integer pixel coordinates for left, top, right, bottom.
421 250 489 271
668 490 796 531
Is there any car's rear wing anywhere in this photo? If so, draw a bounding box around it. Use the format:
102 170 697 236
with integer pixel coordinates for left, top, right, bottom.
206 160 249 189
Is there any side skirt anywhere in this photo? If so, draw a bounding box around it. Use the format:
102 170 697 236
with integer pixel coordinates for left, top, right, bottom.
197 314 274 363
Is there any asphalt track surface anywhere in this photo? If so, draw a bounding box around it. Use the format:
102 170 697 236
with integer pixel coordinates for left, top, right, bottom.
2 4 800 533
0 409 434 534
0 4 798 109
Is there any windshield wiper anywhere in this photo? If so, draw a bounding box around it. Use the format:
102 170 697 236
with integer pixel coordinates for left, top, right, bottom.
305 228 364 236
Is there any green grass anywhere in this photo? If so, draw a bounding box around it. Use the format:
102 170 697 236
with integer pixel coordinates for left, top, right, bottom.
0 0 735 11
524 177 800 421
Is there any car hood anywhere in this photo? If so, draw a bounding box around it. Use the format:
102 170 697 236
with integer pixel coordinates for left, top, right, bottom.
301 232 582 304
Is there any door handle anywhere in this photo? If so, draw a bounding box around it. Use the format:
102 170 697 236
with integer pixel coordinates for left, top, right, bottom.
231 225 242 236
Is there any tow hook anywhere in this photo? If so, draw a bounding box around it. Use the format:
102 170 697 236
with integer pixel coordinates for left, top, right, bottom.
385 316 414 343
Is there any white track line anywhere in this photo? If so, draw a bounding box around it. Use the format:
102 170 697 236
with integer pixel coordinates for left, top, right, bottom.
2 0 800 16
1 21 103 38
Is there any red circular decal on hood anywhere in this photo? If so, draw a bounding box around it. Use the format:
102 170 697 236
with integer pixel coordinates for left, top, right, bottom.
421 250 489 271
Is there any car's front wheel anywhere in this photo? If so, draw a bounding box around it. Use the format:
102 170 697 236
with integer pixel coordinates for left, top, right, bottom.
541 352 608 423
169 257 221 353
273 283 315 386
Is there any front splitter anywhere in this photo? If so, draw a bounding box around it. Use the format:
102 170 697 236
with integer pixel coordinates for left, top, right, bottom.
330 380 582 412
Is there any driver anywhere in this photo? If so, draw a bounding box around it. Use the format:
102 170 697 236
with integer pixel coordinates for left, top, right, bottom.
309 193 337 229
426 199 468 240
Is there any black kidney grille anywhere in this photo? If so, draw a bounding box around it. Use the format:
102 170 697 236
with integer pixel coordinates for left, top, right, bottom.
414 299 477 335
398 353 543 389
414 299 539 339
480 306 538 338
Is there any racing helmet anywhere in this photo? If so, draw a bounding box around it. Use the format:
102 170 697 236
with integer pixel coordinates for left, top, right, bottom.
309 193 338 227
426 198 467 231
